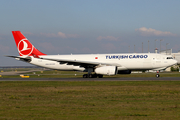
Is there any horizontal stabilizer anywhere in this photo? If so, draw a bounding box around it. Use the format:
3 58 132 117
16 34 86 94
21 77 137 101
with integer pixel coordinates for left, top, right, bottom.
6 55 32 62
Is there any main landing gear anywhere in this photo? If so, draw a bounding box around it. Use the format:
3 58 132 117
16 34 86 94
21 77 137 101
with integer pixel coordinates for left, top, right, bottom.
83 74 103 78
156 71 160 78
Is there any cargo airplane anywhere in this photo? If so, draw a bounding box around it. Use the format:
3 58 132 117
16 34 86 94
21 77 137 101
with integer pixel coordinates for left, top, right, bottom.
7 31 177 78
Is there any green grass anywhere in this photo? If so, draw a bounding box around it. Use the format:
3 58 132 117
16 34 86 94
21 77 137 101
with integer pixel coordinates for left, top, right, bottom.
0 81 180 119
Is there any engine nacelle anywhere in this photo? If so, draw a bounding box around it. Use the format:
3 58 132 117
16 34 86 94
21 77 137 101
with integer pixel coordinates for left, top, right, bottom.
95 66 117 75
117 70 131 74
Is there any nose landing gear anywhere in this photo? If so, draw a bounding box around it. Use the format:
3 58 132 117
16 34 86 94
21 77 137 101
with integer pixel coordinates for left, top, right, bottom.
156 71 160 78
156 74 160 78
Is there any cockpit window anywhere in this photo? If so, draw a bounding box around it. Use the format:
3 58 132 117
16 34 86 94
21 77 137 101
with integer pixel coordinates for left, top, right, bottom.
167 57 173 59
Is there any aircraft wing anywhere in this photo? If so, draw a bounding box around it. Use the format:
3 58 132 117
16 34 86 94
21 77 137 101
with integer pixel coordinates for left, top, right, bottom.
39 57 121 68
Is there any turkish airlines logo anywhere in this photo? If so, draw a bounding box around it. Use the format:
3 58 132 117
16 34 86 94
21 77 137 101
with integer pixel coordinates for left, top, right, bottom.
18 39 34 56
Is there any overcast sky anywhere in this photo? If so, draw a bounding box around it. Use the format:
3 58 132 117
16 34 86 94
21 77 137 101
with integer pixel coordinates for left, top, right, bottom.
0 0 180 66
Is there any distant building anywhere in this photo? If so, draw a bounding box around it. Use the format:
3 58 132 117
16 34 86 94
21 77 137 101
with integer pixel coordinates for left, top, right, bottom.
159 49 172 55
172 52 180 64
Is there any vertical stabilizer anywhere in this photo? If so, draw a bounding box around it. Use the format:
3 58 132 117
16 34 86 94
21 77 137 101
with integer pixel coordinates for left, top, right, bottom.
12 31 46 57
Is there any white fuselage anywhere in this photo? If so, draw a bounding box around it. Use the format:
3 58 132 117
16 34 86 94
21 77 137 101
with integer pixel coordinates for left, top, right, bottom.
27 53 177 72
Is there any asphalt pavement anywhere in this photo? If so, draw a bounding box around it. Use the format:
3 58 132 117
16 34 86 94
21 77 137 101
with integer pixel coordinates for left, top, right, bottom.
0 77 180 81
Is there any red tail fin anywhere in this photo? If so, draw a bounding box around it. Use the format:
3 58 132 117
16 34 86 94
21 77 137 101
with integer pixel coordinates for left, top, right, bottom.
12 31 46 56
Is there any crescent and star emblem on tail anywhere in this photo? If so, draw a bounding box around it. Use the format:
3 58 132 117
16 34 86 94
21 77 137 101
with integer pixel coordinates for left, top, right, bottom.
18 39 34 56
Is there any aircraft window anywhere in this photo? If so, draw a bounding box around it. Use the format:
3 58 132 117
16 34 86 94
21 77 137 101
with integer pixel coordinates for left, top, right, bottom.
166 57 173 59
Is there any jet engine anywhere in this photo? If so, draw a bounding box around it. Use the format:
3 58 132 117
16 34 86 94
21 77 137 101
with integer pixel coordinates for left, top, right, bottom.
95 66 117 75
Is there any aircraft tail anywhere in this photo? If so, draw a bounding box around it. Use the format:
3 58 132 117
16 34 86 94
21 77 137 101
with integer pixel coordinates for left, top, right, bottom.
12 31 46 57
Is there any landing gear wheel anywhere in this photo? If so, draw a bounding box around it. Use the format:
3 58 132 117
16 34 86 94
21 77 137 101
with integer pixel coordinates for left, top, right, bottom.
93 74 98 78
88 74 93 78
98 75 103 78
82 74 99 78
156 74 160 78
83 74 88 78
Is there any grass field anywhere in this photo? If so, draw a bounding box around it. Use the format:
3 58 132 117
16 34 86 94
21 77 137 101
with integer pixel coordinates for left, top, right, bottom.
0 81 180 119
